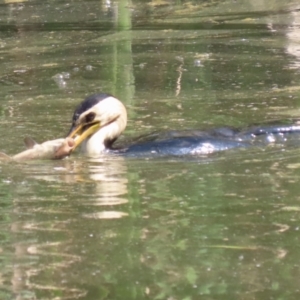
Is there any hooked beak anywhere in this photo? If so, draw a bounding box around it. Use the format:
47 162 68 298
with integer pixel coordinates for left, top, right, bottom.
67 121 101 151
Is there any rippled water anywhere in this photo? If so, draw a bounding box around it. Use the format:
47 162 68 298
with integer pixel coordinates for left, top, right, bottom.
1 0 300 299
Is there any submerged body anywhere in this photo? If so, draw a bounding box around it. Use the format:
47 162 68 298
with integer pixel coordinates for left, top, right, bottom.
0 137 74 161
67 93 300 157
115 136 247 157
114 124 300 157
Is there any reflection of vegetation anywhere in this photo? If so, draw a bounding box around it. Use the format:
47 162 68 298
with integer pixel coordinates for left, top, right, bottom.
146 0 224 19
58 151 299 300
102 0 135 116
1 0 300 299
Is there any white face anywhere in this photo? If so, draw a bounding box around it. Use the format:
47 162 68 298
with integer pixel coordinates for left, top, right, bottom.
69 96 128 155
77 96 127 129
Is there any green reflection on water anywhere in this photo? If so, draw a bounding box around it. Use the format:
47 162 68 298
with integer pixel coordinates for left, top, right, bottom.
0 0 300 299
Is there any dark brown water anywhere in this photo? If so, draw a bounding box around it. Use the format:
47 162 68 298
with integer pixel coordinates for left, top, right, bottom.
1 0 300 299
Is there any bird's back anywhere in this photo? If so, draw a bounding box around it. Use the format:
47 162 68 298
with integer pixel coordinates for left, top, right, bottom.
111 123 300 157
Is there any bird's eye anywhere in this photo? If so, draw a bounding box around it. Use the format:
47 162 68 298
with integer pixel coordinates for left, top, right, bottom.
85 112 96 123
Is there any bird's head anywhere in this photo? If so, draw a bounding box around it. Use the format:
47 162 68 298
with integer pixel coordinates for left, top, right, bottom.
67 93 127 154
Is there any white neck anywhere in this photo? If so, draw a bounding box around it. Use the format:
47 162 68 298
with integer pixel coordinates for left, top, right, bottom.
81 121 121 156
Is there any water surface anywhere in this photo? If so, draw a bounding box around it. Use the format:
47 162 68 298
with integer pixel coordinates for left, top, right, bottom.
1 0 300 299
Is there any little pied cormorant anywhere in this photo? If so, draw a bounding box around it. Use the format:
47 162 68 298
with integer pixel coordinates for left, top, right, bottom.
67 93 300 157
